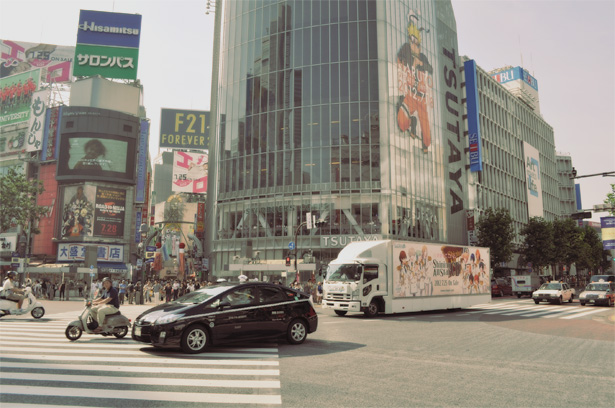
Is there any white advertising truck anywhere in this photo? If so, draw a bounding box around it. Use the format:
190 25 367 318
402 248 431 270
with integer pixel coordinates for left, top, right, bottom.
510 274 541 298
322 240 491 317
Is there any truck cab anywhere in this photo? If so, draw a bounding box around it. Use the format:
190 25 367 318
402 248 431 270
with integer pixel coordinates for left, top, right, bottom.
323 261 387 317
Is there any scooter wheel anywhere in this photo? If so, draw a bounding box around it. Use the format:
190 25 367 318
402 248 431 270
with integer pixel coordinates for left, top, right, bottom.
31 307 45 319
65 325 82 341
114 326 129 339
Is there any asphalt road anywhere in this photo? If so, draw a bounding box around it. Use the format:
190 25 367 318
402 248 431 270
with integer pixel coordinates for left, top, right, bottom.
1 297 613 407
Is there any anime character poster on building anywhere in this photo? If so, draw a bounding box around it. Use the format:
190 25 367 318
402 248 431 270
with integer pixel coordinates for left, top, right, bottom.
94 187 126 238
395 9 434 153
60 184 96 238
392 242 490 298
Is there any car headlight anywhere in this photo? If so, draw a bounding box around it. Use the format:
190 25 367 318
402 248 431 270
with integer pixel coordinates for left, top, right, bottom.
550 294 558 297
155 313 184 325
598 294 606 299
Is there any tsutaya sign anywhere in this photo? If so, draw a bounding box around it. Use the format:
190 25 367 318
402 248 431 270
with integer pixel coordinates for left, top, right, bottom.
321 235 383 248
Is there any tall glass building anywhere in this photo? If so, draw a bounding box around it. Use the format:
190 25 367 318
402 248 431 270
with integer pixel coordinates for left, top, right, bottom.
207 0 469 279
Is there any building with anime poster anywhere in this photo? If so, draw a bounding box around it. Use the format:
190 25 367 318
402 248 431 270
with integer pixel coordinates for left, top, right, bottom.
206 0 469 279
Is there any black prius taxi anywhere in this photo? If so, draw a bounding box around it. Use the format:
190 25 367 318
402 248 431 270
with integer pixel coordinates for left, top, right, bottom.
132 282 318 353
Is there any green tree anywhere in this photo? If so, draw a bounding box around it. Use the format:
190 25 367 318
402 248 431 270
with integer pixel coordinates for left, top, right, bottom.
520 217 554 273
0 168 46 233
575 226 601 272
476 208 515 269
552 218 582 278
605 184 615 216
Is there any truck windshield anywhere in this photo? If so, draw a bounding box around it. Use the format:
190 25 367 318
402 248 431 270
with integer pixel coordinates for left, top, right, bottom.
327 264 361 282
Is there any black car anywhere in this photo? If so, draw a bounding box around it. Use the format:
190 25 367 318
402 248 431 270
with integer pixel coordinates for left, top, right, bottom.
132 282 318 353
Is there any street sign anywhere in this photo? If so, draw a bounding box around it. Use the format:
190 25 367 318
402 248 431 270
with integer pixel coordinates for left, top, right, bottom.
90 265 94 270
145 245 156 263
288 242 295 250
571 211 592 220
90 273 95 277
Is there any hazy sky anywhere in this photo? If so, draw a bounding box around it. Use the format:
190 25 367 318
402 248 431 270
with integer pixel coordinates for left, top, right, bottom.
1 0 613 220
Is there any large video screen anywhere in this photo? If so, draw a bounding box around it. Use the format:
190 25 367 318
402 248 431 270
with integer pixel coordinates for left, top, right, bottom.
57 132 136 183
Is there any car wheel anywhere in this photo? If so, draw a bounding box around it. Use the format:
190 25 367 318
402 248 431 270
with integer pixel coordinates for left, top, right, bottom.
287 319 307 345
180 325 208 354
334 310 347 316
31 307 44 319
568 295 573 303
364 301 379 317
114 326 128 338
65 325 82 341
558 296 563 305
534 299 539 304
580 301 586 306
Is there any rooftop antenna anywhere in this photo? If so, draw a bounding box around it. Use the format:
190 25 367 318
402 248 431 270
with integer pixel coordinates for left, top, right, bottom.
519 34 523 68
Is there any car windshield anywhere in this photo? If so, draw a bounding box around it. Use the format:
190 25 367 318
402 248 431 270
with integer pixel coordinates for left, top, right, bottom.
327 264 361 282
585 283 609 291
539 283 561 290
174 285 233 304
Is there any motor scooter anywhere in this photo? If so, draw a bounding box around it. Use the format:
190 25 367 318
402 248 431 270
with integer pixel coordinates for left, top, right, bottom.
65 300 131 341
0 286 45 318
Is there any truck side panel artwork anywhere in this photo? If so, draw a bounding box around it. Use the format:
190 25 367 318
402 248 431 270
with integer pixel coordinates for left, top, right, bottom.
323 240 491 317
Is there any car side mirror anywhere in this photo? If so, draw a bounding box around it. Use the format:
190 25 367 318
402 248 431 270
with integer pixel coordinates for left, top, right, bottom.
219 300 231 310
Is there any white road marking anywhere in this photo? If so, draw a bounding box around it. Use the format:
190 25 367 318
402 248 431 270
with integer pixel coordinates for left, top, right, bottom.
559 308 610 319
0 385 282 405
0 372 280 388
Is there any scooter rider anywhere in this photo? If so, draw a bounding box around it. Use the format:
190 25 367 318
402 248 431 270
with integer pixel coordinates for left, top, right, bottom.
90 277 120 333
2 271 25 309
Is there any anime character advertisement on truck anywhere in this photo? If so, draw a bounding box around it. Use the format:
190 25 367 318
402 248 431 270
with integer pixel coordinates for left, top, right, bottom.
393 243 490 298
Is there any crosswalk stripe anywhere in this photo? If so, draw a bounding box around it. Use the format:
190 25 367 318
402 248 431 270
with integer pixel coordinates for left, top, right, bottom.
559 308 608 319
0 361 280 375
0 346 279 359
483 305 541 314
500 306 548 315
0 404 98 408
0 353 280 366
0 372 280 388
0 385 282 405
541 307 586 318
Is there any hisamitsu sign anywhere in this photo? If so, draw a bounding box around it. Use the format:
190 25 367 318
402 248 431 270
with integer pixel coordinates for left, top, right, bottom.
160 108 210 150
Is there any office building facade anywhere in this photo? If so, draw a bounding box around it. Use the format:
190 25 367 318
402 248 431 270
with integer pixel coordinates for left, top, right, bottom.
207 0 472 279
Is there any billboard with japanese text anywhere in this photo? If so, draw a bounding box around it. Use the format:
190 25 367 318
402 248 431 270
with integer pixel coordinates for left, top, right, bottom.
57 242 124 262
94 187 126 238
73 10 141 80
172 151 208 193
0 69 40 127
1 40 74 83
523 142 544 218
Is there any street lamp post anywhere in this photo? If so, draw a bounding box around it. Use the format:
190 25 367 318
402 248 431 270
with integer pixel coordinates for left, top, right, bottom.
293 221 307 285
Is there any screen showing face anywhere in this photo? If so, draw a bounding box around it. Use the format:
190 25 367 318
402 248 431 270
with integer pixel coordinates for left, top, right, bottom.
67 137 127 172
57 133 135 182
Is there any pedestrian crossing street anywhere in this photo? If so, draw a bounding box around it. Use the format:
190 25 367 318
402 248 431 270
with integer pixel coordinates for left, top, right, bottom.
459 300 611 320
0 310 282 407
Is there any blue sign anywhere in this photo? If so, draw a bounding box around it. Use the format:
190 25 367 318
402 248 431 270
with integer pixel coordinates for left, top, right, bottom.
135 120 149 203
145 245 156 263
464 60 483 172
491 66 538 91
288 242 295 250
575 184 582 211
135 211 142 243
77 10 142 48
601 217 615 250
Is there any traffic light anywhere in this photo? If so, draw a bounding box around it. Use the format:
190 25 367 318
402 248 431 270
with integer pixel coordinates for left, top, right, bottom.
285 256 291 267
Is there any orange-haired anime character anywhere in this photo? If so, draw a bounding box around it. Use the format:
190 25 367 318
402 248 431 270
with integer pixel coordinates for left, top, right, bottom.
397 10 434 152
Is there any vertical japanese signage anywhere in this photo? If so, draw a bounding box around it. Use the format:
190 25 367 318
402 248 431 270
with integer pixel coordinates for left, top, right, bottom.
197 202 205 233
94 187 126 238
135 119 149 203
523 142 543 218
464 60 483 172
25 89 50 152
601 217 615 250
73 10 142 80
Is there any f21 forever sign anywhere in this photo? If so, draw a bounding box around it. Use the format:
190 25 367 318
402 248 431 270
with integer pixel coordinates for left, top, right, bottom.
159 108 210 150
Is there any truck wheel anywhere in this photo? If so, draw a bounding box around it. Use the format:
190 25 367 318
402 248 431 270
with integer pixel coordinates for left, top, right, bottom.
364 301 379 318
334 310 347 316
568 295 573 303
534 300 540 304
580 301 586 306
516 294 521 299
